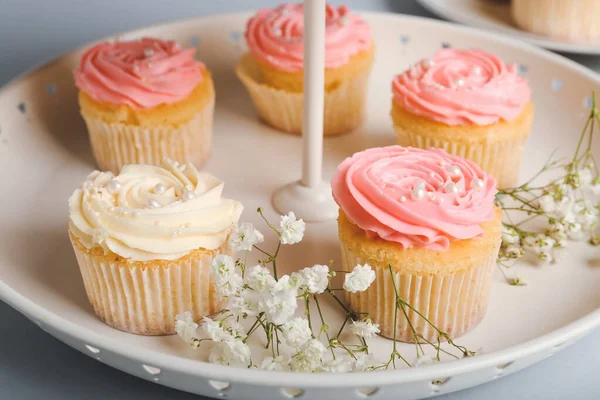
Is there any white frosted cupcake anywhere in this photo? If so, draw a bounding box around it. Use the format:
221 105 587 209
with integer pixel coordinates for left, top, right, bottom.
68 160 243 335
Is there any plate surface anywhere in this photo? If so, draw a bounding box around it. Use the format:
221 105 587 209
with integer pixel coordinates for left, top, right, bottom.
417 0 600 54
1 12 600 400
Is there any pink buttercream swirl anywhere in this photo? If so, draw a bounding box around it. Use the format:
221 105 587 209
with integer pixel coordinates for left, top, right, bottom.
74 37 204 109
392 49 531 126
332 146 498 251
245 3 372 72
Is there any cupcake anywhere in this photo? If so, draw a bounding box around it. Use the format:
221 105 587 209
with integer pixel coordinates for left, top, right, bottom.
512 0 600 41
391 49 533 189
68 160 242 335
75 38 215 174
332 146 502 341
236 3 374 136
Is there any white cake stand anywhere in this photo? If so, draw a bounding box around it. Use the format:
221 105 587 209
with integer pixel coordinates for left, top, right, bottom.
1 11 600 400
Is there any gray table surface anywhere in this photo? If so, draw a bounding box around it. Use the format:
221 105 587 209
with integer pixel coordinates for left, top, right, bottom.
1 1 599 399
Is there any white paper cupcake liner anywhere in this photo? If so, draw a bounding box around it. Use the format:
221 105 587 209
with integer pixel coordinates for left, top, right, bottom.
236 63 370 136
82 100 214 174
340 241 497 342
70 235 227 335
393 125 528 189
512 0 600 40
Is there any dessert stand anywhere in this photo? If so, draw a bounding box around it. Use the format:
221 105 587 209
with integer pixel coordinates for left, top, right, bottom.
1 9 600 400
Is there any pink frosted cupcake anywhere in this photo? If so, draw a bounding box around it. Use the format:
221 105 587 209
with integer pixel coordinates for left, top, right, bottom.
391 49 533 188
236 3 374 136
75 37 215 173
333 146 502 341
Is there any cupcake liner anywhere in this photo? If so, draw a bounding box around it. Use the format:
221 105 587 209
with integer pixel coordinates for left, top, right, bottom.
393 124 528 189
340 241 496 342
236 63 370 136
82 99 214 174
512 0 600 40
70 234 226 335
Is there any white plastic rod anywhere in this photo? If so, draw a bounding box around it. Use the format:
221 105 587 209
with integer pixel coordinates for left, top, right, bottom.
301 0 326 188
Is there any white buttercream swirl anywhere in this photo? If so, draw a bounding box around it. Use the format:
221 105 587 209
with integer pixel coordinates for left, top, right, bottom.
69 160 243 261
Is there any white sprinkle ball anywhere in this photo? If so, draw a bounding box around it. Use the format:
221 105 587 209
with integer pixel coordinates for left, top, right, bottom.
144 48 154 57
280 8 289 16
400 196 407 202
106 179 122 194
429 172 436 178
133 211 140 217
272 28 282 37
445 182 459 193
471 66 482 75
182 190 196 202
108 207 116 212
153 183 167 195
148 198 161 209
422 58 434 69
340 15 349 25
448 165 462 177
454 78 466 88
470 178 485 190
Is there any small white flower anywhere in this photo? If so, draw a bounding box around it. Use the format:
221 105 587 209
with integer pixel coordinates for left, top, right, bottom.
279 212 305 245
590 179 600 197
215 273 243 298
353 353 376 372
577 207 598 231
245 265 276 293
537 250 553 264
227 290 259 318
412 354 438 367
211 254 236 280
208 340 251 367
523 234 555 253
501 244 524 259
174 312 199 345
202 317 233 342
537 194 557 213
565 221 583 240
577 168 594 187
261 356 290 371
281 317 312 347
299 264 330 294
290 339 326 372
259 287 298 325
272 273 305 294
547 221 567 242
222 318 247 340
350 319 380 338
228 222 264 252
320 357 354 373
343 264 376 293
501 225 520 245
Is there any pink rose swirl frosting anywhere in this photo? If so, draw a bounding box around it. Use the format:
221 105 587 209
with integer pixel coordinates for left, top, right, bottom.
245 3 372 72
332 146 498 251
392 49 531 126
74 37 204 109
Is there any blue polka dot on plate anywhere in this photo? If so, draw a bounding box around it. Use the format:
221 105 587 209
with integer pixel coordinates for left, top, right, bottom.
441 42 451 49
17 102 26 113
400 35 410 45
583 96 594 109
188 36 200 47
46 83 56 96
229 30 242 43
518 64 528 75
551 78 564 92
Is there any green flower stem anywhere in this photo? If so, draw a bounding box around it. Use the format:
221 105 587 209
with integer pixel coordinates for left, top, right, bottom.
313 294 336 359
305 295 315 338
257 208 281 237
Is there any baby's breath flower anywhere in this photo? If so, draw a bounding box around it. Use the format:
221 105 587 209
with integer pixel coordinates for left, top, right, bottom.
590 235 600 246
412 354 438 367
222 319 247 340
279 212 306 245
547 221 568 242
281 317 312 347
175 312 199 346
259 286 297 325
577 168 594 187
501 245 524 259
215 273 243 298
202 317 233 343
343 264 376 293
320 356 354 373
245 265 276 293
211 255 235 280
227 292 258 318
261 356 290 371
209 340 251 367
508 277 527 286
290 339 326 372
501 225 520 245
228 222 264 252
299 264 330 294
350 318 380 338
353 353 376 372
537 194 557 213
